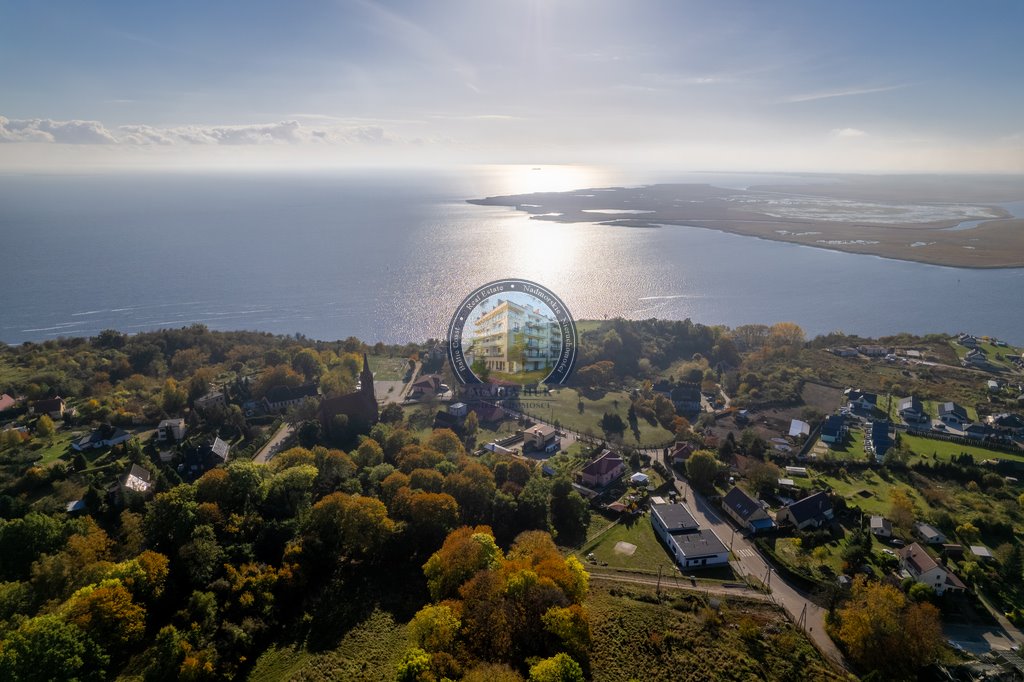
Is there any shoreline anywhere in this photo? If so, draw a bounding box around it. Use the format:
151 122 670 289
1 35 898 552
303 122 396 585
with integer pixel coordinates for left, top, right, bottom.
468 181 1024 269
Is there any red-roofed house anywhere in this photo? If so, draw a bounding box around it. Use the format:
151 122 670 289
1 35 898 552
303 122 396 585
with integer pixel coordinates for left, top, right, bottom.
578 449 625 488
0 394 17 413
898 542 966 596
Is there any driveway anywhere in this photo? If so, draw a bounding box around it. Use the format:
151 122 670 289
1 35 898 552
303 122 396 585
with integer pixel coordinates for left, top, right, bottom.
252 422 294 464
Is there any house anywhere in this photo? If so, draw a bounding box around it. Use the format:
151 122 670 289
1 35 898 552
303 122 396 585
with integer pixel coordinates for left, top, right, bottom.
470 402 505 425
869 515 892 538
722 487 775 534
776 491 833 530
970 545 994 562
963 423 993 440
667 441 694 466
157 418 187 443
194 391 228 414
72 424 132 451
868 421 892 459
110 463 154 504
845 389 878 412
858 345 888 357
209 437 230 464
820 415 847 444
448 402 468 418
319 354 379 433
784 466 809 478
263 384 319 412
987 413 1024 436
650 502 729 569
914 522 947 545
988 380 1001 393
524 424 559 453
578 449 625 488
958 334 979 348
182 437 230 478
898 396 926 423
831 347 859 357
898 542 966 596
788 420 811 437
0 394 17 413
408 374 443 399
937 402 969 427
31 396 66 420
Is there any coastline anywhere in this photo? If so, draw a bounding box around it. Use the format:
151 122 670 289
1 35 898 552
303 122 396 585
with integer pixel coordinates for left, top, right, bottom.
468 181 1024 269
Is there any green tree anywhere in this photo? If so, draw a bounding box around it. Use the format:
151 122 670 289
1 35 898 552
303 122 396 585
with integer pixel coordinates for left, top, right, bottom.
528 653 585 682
35 414 56 441
550 478 589 546
291 348 325 382
409 604 461 652
0 614 108 682
686 450 719 493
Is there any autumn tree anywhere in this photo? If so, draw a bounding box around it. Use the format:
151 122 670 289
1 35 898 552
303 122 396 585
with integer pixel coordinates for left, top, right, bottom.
422 525 503 600
889 489 915 531
299 492 396 569
529 653 585 682
835 576 943 677
35 414 56 441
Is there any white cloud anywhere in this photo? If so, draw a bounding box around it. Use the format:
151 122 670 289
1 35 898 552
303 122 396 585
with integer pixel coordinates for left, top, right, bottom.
0 116 119 144
831 127 867 138
783 84 906 104
1 115 396 147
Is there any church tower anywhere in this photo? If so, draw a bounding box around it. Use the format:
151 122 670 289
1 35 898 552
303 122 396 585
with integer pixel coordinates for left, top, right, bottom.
360 353 376 403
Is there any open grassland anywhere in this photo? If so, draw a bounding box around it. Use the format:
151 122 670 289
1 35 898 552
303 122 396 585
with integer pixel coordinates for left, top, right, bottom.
539 387 675 447
587 583 847 682
248 610 407 682
903 433 1024 464
366 354 413 381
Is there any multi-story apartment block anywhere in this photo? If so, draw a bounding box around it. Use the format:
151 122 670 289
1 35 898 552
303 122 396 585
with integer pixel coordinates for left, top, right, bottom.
467 299 560 373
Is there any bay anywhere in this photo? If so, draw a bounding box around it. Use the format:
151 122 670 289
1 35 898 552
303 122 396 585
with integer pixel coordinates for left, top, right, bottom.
1 167 1022 345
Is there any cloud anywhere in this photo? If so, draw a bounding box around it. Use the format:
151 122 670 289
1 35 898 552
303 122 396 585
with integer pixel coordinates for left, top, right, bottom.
831 127 867 138
0 116 118 144
1 115 395 146
783 84 906 104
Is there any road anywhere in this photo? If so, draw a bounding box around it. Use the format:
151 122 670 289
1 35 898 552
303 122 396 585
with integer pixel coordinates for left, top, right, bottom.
252 422 294 464
667 460 851 671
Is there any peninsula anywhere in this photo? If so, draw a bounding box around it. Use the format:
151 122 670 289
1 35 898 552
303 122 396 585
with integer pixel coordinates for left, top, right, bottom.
469 174 1024 268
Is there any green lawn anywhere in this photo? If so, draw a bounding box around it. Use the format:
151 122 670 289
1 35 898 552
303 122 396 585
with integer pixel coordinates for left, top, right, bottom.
537 387 675 448
796 467 929 517
581 516 677 573
903 433 1024 464
367 355 413 381
33 431 76 466
821 428 867 460
950 339 1023 373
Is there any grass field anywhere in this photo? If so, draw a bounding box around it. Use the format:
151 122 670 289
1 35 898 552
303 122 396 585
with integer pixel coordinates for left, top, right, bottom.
248 610 408 682
822 428 867 461
537 387 675 448
366 355 413 381
581 516 674 573
587 583 845 682
903 433 1024 464
794 467 928 517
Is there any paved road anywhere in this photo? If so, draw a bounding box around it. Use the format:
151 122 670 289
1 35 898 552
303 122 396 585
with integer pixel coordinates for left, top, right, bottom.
252 422 294 464
666 460 850 671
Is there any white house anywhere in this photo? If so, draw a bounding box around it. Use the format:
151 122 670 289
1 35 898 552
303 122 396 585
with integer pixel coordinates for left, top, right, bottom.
157 418 187 442
914 522 947 545
650 502 729 570
898 543 966 596
870 515 892 538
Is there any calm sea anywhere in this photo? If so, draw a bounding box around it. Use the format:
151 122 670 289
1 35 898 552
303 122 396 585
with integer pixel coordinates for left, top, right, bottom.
2 166 1023 345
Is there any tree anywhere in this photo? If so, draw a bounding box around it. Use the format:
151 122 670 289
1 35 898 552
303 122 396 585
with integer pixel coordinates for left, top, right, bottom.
745 461 781 496
160 379 187 414
0 613 109 682
353 437 385 469
686 450 719 493
955 521 980 544
422 526 503 600
35 414 56 441
300 492 396 566
408 604 461 652
380 402 404 424
464 410 479 441
63 580 147 655
836 576 943 677
907 582 935 603
889 489 914 531
549 479 589 546
291 348 325 382
528 653 585 682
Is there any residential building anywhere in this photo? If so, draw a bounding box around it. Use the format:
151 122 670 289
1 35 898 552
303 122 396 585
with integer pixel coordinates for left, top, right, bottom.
72 424 132 451
630 472 650 487
109 464 154 504
263 384 319 413
831 347 858 357
524 424 559 453
722 487 775 534
408 374 443 399
988 413 1024 436
898 542 966 596
31 396 66 420
157 418 187 443
937 402 969 427
667 441 694 466
857 345 888 357
578 449 625 488
958 334 979 348
820 415 846 444
788 420 811 437
448 402 468 418
914 522 947 545
194 391 227 414
963 348 991 369
963 423 993 440
898 396 926 423
776 491 833 530
868 421 892 459
650 502 729 569
869 515 892 538
988 380 1001 393
670 383 702 414
845 388 878 412
0 394 16 412
467 299 560 373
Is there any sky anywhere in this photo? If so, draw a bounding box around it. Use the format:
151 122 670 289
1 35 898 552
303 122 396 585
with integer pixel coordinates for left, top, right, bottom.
2 0 1022 173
